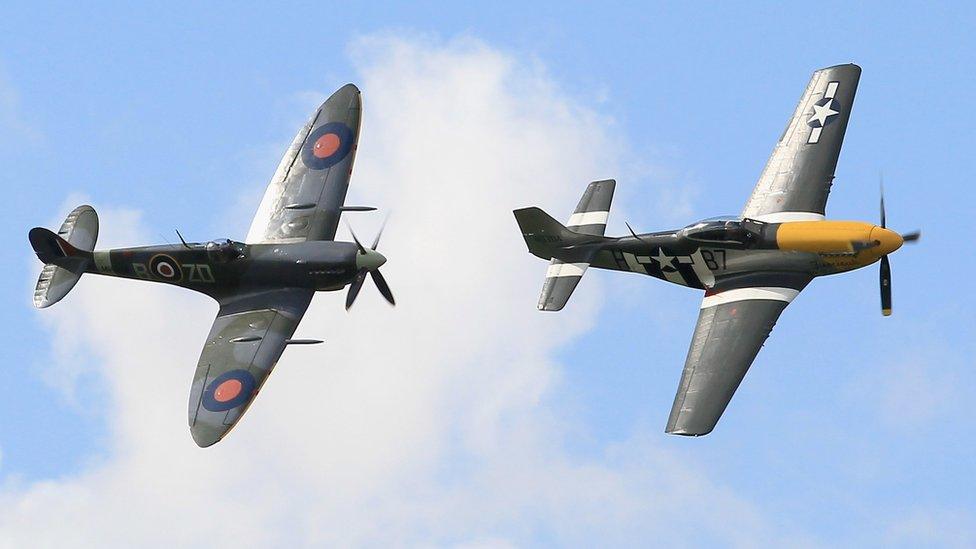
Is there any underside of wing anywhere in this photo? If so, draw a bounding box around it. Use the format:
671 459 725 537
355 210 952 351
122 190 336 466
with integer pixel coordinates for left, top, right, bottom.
246 84 362 244
666 273 811 436
188 288 313 447
742 64 861 221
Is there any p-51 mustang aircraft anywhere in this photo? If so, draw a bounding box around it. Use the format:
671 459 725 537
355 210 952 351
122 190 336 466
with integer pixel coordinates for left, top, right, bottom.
514 64 919 436
30 84 394 447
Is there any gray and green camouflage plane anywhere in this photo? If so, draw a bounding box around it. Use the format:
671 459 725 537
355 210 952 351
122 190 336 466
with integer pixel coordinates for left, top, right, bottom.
515 64 920 436
29 84 394 447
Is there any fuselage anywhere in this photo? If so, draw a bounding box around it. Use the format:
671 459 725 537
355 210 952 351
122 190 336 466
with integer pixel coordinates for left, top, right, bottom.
85 239 380 300
569 219 904 290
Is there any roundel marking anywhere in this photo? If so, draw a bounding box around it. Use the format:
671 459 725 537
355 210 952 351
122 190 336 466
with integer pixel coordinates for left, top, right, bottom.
301 122 354 170
149 254 182 282
214 379 243 402
312 133 341 158
202 369 256 412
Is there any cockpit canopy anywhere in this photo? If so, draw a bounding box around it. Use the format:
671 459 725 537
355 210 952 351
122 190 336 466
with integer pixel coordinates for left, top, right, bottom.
206 239 246 263
679 217 764 245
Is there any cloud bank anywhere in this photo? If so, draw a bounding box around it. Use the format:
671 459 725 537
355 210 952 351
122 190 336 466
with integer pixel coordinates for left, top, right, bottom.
3 35 792 548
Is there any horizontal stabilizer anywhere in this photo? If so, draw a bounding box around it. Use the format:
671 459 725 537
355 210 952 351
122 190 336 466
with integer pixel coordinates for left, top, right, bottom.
519 180 616 311
538 260 588 311
29 205 98 308
567 179 615 236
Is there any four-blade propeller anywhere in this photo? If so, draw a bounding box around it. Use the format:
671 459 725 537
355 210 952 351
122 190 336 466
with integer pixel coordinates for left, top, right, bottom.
346 219 396 310
877 181 920 316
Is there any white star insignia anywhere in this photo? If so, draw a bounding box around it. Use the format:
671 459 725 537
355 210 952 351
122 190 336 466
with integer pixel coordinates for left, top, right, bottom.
807 99 839 127
652 249 675 271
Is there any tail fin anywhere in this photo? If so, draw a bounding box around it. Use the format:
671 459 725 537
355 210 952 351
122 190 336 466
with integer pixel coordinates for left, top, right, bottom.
29 205 98 308
514 179 615 311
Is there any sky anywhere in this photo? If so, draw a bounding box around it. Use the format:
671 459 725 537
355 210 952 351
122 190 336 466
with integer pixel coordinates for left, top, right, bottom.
1 2 975 547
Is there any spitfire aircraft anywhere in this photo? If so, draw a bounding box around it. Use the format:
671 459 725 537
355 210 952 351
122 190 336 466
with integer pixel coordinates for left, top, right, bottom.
514 64 919 436
29 84 394 447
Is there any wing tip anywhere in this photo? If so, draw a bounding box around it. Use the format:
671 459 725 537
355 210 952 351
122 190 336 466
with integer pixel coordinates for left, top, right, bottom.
665 426 713 437
334 82 361 96
817 62 862 75
312 83 363 115
665 414 716 437
191 428 224 448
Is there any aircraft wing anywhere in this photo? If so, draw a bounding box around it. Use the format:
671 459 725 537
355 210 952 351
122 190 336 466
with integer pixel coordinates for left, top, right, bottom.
665 273 811 436
246 84 362 244
741 64 861 221
188 288 314 447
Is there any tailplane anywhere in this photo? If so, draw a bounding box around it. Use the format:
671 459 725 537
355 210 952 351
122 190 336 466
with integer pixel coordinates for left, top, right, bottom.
29 205 98 308
514 179 615 311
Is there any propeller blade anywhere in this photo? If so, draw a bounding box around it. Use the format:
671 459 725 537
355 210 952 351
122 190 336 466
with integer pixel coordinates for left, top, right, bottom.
901 230 921 242
345 222 368 255
345 268 368 310
370 269 396 306
370 215 389 250
879 174 886 228
880 255 892 316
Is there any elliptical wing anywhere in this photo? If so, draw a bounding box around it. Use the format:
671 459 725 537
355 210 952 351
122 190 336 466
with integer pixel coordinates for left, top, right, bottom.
247 85 362 244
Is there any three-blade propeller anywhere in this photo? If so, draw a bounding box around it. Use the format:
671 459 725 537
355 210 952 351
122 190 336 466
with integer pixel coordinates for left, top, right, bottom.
877 181 920 316
345 220 395 310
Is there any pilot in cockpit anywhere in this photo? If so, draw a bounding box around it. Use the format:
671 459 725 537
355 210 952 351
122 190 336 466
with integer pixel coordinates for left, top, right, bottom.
680 217 762 246
206 239 246 263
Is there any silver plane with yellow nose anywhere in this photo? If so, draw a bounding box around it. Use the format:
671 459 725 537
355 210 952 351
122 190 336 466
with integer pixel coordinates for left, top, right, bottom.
515 63 919 436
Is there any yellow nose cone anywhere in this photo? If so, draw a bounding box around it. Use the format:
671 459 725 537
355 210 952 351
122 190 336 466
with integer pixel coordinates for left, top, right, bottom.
871 227 903 255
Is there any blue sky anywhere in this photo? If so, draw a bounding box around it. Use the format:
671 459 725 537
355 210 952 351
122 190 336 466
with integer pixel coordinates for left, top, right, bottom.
2 2 975 547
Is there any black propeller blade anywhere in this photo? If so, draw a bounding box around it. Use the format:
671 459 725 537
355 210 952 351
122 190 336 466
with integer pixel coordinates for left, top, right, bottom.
878 180 891 316
880 255 892 316
370 270 395 306
901 230 921 242
875 179 919 316
370 217 387 250
345 218 395 310
345 268 368 310
880 177 887 229
347 223 368 255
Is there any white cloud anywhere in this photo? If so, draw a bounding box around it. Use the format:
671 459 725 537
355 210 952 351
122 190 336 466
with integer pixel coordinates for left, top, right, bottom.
4 34 793 547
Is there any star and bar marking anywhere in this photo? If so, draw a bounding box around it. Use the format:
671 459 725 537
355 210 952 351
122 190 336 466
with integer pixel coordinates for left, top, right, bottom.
807 81 840 144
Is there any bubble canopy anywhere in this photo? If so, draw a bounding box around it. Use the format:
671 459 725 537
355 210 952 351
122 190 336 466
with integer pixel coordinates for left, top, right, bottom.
698 215 743 223
679 217 762 244
206 239 246 263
